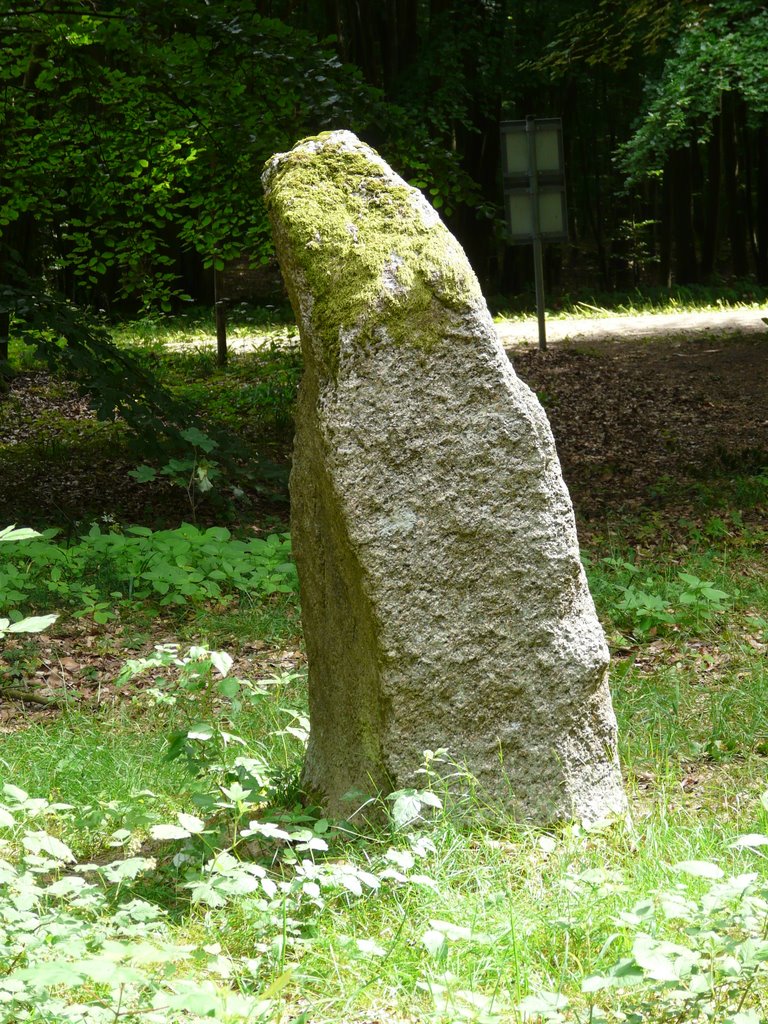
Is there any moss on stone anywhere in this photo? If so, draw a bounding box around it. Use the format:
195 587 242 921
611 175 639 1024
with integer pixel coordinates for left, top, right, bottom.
263 132 483 378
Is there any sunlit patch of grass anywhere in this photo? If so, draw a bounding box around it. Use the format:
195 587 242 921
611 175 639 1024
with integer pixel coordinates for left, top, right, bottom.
110 316 303 440
493 282 768 321
110 302 295 350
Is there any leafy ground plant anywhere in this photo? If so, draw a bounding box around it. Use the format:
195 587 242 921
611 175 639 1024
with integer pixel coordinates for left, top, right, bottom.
0 526 58 638
0 649 443 1024
592 556 731 640
0 523 297 623
0 780 292 1023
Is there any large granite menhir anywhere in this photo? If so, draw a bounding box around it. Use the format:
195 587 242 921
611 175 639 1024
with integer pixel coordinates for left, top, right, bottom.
262 131 626 824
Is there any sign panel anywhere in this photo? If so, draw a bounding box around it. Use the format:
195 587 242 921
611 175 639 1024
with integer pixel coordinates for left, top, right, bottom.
500 117 568 244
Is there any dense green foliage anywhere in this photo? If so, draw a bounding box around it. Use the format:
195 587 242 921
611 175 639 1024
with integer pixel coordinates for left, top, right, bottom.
0 3 373 306
2 480 768 1022
2 0 765 346
0 524 297 623
619 0 768 181
0 0 764 465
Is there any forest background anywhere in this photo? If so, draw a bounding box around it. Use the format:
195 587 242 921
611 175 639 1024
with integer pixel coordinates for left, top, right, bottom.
2 0 767 335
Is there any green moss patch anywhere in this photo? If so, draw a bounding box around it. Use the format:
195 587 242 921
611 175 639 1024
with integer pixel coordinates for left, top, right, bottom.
264 133 483 377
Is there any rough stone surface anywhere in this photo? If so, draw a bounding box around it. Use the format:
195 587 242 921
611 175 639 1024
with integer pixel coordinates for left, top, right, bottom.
262 130 627 824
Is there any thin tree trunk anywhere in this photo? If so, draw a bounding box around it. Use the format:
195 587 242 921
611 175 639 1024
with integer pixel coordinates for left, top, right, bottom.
756 120 768 284
700 111 721 279
743 122 759 275
659 173 672 286
722 91 749 277
669 146 698 283
0 309 9 363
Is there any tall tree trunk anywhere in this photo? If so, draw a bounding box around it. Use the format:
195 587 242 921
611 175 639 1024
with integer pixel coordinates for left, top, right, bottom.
669 146 698 284
743 122 759 275
658 171 672 286
756 119 768 285
571 78 610 290
722 90 749 277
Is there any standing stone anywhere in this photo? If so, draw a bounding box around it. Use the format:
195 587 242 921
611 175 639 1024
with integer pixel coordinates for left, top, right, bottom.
262 130 626 824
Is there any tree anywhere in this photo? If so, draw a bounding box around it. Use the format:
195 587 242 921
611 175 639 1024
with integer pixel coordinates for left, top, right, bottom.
617 0 768 283
0 1 376 313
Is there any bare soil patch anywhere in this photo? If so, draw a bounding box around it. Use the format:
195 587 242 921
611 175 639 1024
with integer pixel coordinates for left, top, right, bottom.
509 332 768 520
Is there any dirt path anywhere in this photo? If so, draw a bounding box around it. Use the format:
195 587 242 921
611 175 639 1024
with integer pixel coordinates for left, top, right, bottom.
495 307 768 349
509 328 768 521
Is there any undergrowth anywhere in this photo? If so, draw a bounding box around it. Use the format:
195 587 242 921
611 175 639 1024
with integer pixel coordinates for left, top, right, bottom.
0 523 297 624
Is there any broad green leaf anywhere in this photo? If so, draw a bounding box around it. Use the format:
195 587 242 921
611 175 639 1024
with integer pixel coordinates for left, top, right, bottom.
72 957 145 984
128 465 157 483
731 834 768 848
518 992 569 1014
46 876 88 897
100 857 157 882
418 791 443 809
241 821 291 841
673 859 724 879
3 783 29 802
356 938 386 957
11 962 86 988
0 859 19 883
22 831 75 862
7 614 58 634
150 823 191 841
582 974 619 993
389 792 422 828
429 919 473 941
210 650 234 677
187 723 214 741
0 525 41 543
422 928 446 956
341 873 362 895
632 933 699 982
385 848 415 871
181 426 216 451
178 813 206 834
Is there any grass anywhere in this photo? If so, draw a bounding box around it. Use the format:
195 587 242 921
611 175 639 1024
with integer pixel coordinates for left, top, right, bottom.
1 312 768 1021
109 301 296 350
492 281 768 321
113 311 303 445
3 475 768 1022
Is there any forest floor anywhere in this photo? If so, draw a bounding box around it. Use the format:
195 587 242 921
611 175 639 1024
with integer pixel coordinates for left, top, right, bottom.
2 309 767 529
507 325 768 522
3 312 768 722
3 312 768 1022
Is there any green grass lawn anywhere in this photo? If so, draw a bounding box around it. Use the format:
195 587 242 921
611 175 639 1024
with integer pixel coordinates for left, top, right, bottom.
491 280 768 320
1 309 768 1022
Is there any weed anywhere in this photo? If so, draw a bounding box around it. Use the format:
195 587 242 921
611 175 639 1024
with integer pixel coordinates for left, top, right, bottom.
0 523 298 623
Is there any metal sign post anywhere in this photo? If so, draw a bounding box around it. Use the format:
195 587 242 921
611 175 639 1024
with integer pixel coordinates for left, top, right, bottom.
500 116 568 351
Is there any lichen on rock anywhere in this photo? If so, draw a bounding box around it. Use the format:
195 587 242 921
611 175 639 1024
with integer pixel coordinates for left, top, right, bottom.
263 131 627 824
